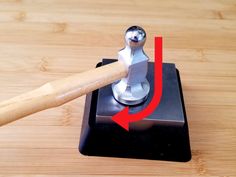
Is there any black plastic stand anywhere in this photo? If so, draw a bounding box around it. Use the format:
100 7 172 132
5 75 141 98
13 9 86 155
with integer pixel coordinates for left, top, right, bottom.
79 59 191 162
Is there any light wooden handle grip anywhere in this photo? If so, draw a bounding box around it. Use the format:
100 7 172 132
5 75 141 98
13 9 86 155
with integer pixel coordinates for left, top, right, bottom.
0 61 127 126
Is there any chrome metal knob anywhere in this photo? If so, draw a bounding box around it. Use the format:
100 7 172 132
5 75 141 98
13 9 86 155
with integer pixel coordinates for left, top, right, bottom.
112 26 150 105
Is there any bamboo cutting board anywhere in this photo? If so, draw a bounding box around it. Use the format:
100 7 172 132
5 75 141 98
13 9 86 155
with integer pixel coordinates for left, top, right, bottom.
0 0 235 176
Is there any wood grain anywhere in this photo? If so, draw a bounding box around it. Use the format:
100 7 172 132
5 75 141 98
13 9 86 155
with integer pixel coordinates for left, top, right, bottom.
0 61 127 126
0 0 235 176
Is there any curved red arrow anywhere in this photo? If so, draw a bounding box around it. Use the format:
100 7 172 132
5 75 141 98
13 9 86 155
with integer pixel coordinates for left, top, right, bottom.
112 37 163 131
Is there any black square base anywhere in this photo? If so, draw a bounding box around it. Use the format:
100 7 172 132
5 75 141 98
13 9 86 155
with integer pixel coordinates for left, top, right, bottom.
79 59 191 162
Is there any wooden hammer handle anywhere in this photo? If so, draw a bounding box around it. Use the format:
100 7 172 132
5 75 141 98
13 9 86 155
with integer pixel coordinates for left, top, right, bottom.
0 61 127 126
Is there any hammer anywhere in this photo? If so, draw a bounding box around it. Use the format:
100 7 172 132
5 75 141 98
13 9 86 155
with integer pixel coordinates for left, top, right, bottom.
0 26 150 126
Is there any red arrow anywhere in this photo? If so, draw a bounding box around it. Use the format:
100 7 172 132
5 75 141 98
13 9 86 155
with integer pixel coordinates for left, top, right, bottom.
112 37 163 131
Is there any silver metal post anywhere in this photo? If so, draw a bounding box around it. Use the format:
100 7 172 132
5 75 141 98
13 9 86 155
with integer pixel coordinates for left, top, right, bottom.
112 26 150 105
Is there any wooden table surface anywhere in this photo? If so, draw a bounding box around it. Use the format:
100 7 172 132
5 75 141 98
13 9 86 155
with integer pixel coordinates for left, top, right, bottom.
0 0 235 176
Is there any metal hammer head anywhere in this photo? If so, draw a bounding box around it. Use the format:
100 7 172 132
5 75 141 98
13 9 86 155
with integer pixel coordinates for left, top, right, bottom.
112 26 150 105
